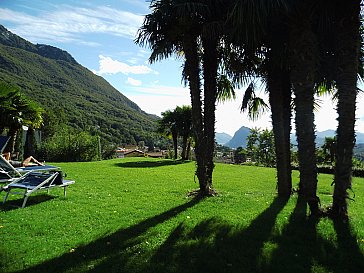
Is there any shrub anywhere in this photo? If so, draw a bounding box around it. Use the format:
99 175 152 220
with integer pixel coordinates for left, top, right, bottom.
36 129 100 162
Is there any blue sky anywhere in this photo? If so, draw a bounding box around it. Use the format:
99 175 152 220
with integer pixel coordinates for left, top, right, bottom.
1 0 364 135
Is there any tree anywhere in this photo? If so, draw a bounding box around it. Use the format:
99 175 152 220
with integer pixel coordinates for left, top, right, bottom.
331 0 361 219
245 128 275 167
227 1 293 198
234 146 246 164
320 137 337 164
257 129 276 167
0 82 43 154
158 105 193 160
288 1 320 215
158 109 179 159
174 105 192 160
137 0 234 196
246 127 260 162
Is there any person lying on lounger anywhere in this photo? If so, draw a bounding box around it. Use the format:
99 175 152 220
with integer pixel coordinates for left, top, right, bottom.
2 152 44 167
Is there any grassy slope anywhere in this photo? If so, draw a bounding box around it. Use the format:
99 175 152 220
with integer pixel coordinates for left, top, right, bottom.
1 158 363 273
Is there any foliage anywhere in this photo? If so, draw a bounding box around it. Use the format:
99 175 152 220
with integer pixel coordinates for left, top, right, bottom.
0 82 44 154
0 82 43 131
1 158 363 273
317 137 337 165
245 128 275 167
233 146 246 164
241 82 270 121
158 106 192 160
36 128 101 162
0 28 158 146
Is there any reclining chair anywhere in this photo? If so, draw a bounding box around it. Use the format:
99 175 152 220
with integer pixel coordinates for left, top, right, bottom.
0 136 75 208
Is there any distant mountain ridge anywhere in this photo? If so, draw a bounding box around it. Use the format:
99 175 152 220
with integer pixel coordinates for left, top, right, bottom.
0 25 158 144
222 126 364 149
0 25 77 64
224 126 251 148
215 132 232 145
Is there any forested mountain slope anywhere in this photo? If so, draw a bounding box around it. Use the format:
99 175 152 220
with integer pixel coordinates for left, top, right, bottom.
0 25 158 144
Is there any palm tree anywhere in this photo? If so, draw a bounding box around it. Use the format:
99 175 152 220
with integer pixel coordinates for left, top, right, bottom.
331 0 361 218
0 83 43 154
174 105 192 160
288 1 321 215
321 137 337 164
226 0 294 198
158 109 179 159
137 0 234 196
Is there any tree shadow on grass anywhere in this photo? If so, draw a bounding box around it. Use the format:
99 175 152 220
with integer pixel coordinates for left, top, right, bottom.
145 196 289 273
114 159 189 168
12 197 201 273
327 219 364 273
9 195 364 273
0 194 54 211
265 196 364 273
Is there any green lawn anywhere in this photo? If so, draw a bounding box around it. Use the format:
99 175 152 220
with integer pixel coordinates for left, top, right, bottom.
1 157 363 273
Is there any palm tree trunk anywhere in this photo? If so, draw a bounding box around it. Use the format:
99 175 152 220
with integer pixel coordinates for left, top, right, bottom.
181 134 188 160
332 0 360 218
182 34 206 190
7 128 18 154
24 126 36 158
202 36 219 195
172 130 178 160
268 67 292 198
290 16 320 215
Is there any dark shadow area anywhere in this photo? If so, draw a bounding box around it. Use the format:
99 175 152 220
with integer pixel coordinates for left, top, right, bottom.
0 194 55 211
13 197 201 273
145 196 289 273
114 159 189 168
267 195 317 273
263 196 364 273
7 195 364 273
328 219 364 273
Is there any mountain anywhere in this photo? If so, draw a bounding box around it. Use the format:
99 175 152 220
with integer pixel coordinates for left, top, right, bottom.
225 124 364 151
316 129 336 139
225 126 251 148
291 129 364 146
0 25 158 144
215 132 232 145
356 132 364 143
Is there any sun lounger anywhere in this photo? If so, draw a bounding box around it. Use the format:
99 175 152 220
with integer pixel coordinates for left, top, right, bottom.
2 171 75 208
0 136 75 207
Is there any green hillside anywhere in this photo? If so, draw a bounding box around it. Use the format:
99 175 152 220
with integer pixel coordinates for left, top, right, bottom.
0 25 158 145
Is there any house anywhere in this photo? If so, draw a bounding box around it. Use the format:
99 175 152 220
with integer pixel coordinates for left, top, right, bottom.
123 149 145 157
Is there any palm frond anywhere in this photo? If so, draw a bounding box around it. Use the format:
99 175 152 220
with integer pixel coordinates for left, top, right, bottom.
241 82 255 112
216 74 236 102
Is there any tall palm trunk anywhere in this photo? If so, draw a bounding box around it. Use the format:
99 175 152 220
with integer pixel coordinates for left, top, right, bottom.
266 14 292 199
268 66 292 198
7 128 18 154
182 34 206 192
172 129 178 160
332 0 360 218
201 36 219 195
24 127 36 159
290 16 320 215
181 134 189 160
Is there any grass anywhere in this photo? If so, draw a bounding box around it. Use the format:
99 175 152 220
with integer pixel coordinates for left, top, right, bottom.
1 157 364 273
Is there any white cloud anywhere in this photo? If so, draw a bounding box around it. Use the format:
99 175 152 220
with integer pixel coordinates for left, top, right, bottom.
126 77 142 86
125 85 190 116
0 5 144 45
96 55 153 75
